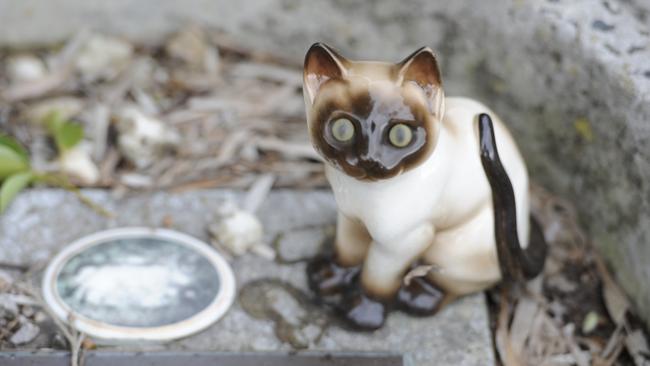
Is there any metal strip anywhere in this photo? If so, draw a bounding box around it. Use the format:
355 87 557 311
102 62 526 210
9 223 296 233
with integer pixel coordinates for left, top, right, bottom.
0 351 404 366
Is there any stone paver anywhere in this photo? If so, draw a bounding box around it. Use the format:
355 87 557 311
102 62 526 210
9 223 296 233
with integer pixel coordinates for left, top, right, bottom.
0 189 494 365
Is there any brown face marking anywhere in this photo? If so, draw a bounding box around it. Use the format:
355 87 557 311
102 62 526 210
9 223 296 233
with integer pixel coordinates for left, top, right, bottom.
304 43 444 181
310 81 437 181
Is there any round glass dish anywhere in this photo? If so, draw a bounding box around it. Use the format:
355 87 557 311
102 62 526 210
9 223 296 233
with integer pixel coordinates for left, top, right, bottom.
42 227 235 342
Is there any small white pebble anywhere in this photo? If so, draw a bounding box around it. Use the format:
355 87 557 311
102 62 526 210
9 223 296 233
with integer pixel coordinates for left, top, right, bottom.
76 34 133 81
10 320 40 345
58 142 100 185
211 209 263 256
21 306 35 318
582 311 600 334
33 311 48 323
115 106 180 168
6 55 47 83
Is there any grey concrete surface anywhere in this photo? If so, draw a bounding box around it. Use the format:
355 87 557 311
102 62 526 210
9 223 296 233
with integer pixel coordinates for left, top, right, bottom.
0 0 648 328
0 189 494 366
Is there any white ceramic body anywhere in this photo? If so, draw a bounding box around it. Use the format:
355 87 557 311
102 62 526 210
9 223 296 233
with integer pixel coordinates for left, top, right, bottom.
325 97 529 296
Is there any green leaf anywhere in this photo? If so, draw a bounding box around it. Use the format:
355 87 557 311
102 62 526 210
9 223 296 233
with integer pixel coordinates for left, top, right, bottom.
54 122 84 152
0 145 30 179
0 135 28 161
0 172 33 213
43 110 66 134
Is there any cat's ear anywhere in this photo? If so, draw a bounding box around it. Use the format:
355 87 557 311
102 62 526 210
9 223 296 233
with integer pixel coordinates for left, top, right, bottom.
303 43 349 104
395 47 444 117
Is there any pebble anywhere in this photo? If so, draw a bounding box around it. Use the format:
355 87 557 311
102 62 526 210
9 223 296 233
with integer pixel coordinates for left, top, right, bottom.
33 311 48 324
75 34 133 81
6 55 47 83
267 287 306 326
276 228 325 262
166 26 218 72
0 270 14 290
21 306 35 318
50 333 69 349
114 106 180 168
210 203 264 256
0 296 19 317
10 320 40 345
58 142 101 185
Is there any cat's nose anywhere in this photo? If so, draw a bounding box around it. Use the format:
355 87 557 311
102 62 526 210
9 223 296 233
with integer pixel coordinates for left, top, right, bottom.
359 158 386 173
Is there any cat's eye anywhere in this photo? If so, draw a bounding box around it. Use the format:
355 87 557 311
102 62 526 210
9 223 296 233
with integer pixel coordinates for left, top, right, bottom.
331 118 355 142
388 123 413 147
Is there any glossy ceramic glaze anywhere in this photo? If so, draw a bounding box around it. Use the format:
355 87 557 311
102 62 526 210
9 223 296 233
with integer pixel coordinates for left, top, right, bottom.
303 43 545 330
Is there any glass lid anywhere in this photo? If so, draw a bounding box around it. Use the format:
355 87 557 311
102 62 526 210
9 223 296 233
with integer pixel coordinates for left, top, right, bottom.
42 227 235 342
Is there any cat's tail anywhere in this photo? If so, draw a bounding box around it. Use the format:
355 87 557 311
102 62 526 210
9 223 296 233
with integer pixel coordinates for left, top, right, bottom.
477 113 547 282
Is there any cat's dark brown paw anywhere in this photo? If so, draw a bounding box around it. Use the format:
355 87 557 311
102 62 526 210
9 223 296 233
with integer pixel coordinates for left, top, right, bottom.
306 255 360 297
396 276 445 316
337 287 388 331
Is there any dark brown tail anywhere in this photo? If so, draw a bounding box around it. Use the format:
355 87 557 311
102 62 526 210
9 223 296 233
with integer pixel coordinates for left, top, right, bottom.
478 113 547 282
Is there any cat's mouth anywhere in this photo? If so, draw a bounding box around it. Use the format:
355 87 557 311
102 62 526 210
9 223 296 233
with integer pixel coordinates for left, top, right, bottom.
337 160 404 182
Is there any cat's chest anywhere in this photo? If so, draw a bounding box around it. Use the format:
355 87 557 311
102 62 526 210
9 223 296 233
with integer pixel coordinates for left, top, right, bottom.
325 163 444 242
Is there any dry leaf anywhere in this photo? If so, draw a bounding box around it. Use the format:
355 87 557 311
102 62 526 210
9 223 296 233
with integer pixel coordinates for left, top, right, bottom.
625 329 650 366
595 255 629 326
510 297 539 357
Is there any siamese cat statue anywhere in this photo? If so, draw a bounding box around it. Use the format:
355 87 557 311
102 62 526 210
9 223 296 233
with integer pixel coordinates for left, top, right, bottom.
303 43 547 330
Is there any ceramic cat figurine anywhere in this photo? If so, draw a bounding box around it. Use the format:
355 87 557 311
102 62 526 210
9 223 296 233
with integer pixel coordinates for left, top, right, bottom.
303 43 547 330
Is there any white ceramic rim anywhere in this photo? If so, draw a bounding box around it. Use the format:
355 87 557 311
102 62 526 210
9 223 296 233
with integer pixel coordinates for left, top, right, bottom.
41 227 236 342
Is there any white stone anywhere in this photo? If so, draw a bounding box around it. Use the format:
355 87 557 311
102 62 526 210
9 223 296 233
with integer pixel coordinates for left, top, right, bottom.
6 55 46 83
10 319 40 345
166 26 218 72
75 34 133 81
0 295 19 316
210 205 264 257
58 142 100 185
114 106 180 168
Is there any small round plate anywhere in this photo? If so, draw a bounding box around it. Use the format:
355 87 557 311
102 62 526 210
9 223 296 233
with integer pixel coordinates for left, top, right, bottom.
42 227 235 342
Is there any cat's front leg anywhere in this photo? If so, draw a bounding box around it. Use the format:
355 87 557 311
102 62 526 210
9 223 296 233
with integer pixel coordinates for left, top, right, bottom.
339 225 435 329
307 212 371 297
362 225 435 297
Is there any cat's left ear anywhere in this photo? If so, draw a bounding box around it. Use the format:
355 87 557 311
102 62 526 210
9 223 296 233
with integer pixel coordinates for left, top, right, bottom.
303 43 350 104
395 47 444 117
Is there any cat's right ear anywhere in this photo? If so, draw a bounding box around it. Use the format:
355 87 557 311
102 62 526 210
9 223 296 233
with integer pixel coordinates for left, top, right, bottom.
303 43 349 104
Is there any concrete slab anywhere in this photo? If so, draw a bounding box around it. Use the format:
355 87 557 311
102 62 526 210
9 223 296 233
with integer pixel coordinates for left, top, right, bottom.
0 189 494 365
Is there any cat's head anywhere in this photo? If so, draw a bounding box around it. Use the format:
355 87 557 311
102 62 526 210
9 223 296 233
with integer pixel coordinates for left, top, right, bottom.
303 43 445 181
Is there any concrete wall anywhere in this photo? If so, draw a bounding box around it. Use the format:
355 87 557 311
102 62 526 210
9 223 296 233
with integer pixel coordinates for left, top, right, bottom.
1 0 650 326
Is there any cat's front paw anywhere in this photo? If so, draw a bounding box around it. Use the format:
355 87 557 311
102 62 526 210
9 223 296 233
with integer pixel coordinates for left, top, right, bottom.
396 276 445 316
306 255 360 297
338 287 388 330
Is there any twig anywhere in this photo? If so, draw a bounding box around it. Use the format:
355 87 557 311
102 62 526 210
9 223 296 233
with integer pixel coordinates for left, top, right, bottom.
209 32 300 67
71 333 86 366
168 176 231 193
35 173 114 218
495 287 521 366
13 282 86 366
254 136 321 161
0 261 29 272
242 173 275 213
